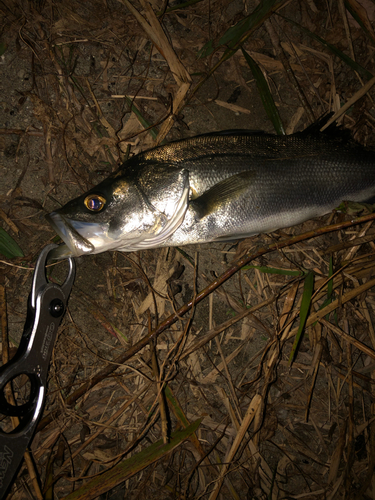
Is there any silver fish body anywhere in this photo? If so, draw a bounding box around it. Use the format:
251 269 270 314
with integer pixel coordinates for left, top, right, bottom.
46 125 375 259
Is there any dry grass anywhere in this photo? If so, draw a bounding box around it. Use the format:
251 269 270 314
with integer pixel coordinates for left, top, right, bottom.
1 0 375 499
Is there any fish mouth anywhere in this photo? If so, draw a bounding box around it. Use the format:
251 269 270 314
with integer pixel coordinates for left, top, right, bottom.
46 212 96 260
46 173 190 258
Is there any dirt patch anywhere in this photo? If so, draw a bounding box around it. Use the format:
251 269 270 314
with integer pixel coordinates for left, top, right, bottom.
1 0 375 499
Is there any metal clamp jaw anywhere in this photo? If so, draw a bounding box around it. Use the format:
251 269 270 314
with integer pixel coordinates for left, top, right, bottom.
0 244 75 497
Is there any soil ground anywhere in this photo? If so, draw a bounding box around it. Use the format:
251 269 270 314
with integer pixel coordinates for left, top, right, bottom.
1 1 375 499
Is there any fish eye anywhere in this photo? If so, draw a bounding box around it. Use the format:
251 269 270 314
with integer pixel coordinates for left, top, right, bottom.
84 194 106 212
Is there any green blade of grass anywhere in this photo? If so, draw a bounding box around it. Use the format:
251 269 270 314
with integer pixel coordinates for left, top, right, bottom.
124 96 159 141
193 0 289 100
176 246 195 267
197 40 214 59
278 14 373 81
326 255 338 324
327 255 333 302
0 228 24 259
315 257 334 314
288 271 314 365
221 0 288 48
219 15 254 47
63 418 202 500
241 48 285 135
0 41 8 57
316 256 337 323
241 264 304 276
198 0 288 58
164 385 208 460
165 385 190 427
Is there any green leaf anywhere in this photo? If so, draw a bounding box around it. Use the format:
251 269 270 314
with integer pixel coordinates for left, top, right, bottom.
327 256 333 303
278 14 373 81
112 325 128 342
0 42 8 57
317 256 337 322
241 48 285 135
0 228 24 259
192 1 289 99
241 264 304 276
165 385 190 427
219 0 286 49
197 40 214 59
176 247 195 266
124 96 159 141
63 419 202 500
197 0 288 58
218 15 253 48
336 201 374 215
288 271 314 365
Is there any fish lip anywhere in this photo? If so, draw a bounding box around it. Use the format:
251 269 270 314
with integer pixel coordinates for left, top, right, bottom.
46 212 95 259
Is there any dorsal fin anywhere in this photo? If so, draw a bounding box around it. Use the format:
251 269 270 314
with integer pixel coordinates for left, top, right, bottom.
298 113 353 141
194 129 267 137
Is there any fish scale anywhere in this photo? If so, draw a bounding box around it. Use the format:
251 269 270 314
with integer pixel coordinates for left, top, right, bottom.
46 122 375 259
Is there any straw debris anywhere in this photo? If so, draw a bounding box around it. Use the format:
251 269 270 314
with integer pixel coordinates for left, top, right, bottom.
1 0 375 498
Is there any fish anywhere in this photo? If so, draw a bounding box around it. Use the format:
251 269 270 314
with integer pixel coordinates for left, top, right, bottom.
46 121 375 260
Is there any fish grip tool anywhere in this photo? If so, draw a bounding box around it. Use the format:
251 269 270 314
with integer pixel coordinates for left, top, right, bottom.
0 244 75 498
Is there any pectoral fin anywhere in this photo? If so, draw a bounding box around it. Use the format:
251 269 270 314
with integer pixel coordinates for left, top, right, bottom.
191 171 255 219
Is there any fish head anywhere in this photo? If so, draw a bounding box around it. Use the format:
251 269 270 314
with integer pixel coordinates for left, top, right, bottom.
46 164 190 259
